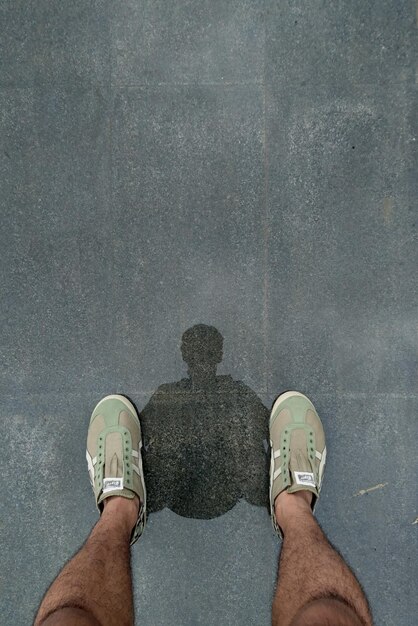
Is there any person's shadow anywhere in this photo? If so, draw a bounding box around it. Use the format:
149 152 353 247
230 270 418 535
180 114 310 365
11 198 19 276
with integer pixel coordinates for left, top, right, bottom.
140 324 270 518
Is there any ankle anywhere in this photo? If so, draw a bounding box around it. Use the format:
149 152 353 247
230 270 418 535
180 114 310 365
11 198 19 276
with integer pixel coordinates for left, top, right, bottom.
102 495 139 534
274 490 313 534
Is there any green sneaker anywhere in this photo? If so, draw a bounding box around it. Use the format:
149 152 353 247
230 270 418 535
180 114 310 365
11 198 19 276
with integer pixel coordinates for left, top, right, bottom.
86 394 146 545
269 391 326 537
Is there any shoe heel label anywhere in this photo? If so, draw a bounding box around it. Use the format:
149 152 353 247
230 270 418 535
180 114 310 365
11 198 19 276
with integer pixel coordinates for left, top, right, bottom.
294 471 316 488
103 477 124 493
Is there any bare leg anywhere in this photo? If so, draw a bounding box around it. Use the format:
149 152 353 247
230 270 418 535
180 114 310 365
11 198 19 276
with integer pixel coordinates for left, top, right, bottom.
34 496 138 626
271 491 373 626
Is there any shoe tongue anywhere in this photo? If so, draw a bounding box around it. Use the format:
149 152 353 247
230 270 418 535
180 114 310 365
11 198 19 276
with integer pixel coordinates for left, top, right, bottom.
290 448 312 474
110 452 121 477
105 433 123 477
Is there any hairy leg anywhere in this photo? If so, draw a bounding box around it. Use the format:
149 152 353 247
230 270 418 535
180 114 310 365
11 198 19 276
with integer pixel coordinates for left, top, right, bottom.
271 491 373 626
34 496 138 626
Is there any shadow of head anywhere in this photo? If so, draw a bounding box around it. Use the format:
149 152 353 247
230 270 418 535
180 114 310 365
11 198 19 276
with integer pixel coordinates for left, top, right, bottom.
181 324 223 384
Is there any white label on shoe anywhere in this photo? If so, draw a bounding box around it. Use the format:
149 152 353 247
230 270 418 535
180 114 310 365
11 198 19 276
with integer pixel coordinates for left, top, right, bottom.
103 477 124 493
294 472 316 488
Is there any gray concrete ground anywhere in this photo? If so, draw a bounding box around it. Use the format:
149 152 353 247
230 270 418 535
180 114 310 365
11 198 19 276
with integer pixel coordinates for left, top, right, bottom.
1 1 417 625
